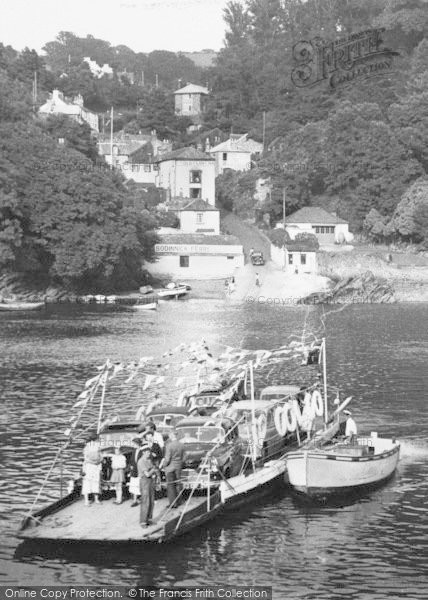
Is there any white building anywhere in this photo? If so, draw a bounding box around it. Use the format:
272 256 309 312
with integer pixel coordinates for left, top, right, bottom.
178 199 220 234
283 207 352 245
39 89 99 132
155 147 216 206
150 233 244 279
210 133 263 176
271 240 318 274
174 83 209 118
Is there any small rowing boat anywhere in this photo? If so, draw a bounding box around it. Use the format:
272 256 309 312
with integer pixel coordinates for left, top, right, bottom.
286 432 400 500
0 301 44 312
130 302 158 311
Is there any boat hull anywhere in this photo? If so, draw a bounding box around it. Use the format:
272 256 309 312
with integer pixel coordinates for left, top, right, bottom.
0 302 44 311
131 302 157 310
287 437 400 499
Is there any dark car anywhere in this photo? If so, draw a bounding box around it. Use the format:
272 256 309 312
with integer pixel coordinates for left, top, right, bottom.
251 251 265 266
175 416 247 487
185 378 246 416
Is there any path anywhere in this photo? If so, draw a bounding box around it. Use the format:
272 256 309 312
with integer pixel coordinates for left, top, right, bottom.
222 211 331 303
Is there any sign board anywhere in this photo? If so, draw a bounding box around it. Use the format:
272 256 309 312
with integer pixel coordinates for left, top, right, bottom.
155 244 242 255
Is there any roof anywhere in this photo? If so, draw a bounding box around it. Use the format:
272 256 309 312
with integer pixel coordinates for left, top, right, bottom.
147 406 189 416
158 233 241 246
284 241 318 253
177 416 233 427
180 199 218 212
210 134 263 154
174 83 209 95
155 147 214 162
260 385 300 398
226 400 277 412
98 140 149 156
284 207 348 225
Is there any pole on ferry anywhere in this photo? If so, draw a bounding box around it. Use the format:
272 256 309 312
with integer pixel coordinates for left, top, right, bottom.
249 360 257 464
97 370 108 434
109 106 114 169
322 337 328 424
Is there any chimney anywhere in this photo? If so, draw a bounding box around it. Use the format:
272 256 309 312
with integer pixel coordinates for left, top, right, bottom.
205 138 210 153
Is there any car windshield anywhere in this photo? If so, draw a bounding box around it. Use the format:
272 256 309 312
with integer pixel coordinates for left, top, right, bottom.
151 414 184 427
176 426 224 443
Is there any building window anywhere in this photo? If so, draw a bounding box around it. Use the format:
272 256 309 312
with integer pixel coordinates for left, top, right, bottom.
227 256 234 260
180 256 189 268
288 253 293 265
313 226 320 234
196 212 204 224
190 188 202 198
222 153 228 161
144 164 151 172
190 170 202 183
300 253 306 265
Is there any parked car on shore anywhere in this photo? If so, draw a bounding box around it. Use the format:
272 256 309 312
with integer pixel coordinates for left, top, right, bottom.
251 251 265 266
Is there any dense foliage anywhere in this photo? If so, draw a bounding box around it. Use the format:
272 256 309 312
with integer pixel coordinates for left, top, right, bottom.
0 63 158 291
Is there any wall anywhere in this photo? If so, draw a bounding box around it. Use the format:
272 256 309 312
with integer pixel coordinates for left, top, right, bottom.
285 250 317 274
179 210 220 234
286 222 353 245
174 93 204 116
149 251 244 279
212 151 251 176
157 159 216 206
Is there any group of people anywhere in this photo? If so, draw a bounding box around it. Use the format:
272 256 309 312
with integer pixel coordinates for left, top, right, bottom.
81 421 186 529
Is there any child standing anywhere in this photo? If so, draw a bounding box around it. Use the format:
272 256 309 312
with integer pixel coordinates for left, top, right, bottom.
110 446 126 504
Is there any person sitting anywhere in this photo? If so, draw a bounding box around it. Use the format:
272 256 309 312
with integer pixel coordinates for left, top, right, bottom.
82 433 102 507
128 438 144 507
344 410 358 442
110 446 126 504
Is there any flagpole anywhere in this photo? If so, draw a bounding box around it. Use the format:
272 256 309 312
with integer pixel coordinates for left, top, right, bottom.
322 337 328 424
110 106 114 169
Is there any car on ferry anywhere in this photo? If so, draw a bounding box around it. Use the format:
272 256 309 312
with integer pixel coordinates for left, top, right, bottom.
225 399 297 461
259 385 301 403
144 405 190 436
176 415 247 487
184 379 246 416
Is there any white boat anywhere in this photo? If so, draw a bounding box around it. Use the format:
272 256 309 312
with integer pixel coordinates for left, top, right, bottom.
157 285 188 299
286 432 400 499
131 302 158 311
0 301 44 311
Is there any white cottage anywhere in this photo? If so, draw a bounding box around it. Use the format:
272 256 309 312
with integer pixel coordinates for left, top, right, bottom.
283 207 352 244
155 147 215 206
39 89 99 132
271 239 318 274
210 133 263 176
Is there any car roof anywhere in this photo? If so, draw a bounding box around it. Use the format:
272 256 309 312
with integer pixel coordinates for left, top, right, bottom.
227 400 275 411
177 416 233 427
260 385 300 397
147 405 189 415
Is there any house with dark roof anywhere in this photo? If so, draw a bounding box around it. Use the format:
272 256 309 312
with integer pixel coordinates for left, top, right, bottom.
155 147 216 206
283 206 352 244
270 237 318 274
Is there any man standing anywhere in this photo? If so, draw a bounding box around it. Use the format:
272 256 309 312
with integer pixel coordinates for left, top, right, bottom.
137 445 157 528
344 410 358 442
160 430 185 507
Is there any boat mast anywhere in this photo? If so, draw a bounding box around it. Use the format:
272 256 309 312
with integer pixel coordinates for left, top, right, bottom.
97 369 108 433
322 337 328 424
249 360 257 464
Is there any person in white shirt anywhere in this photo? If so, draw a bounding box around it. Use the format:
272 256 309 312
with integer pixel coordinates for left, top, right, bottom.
144 422 164 450
344 410 358 441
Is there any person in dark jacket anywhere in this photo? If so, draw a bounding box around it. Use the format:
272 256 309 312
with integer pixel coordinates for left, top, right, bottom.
129 438 143 506
137 445 157 527
160 430 185 506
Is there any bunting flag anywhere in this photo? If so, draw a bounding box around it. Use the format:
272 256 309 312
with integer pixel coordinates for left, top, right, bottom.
175 377 185 387
143 374 156 390
85 375 100 388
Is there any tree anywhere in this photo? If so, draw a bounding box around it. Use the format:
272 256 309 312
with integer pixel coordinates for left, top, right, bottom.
42 114 100 162
388 178 428 242
363 208 390 242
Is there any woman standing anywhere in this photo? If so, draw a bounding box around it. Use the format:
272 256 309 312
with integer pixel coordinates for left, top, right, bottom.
82 433 102 507
110 446 126 504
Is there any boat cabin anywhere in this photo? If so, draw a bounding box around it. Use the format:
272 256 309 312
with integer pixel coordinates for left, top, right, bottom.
144 405 189 433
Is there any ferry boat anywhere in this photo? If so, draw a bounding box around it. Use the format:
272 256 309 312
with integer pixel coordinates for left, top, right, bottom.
0 301 44 311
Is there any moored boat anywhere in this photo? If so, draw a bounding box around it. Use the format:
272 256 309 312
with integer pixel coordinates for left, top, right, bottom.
157 283 189 299
286 432 400 500
130 301 158 311
0 301 44 311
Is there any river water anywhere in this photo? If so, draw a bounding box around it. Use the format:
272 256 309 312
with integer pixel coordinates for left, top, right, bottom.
1 300 428 599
